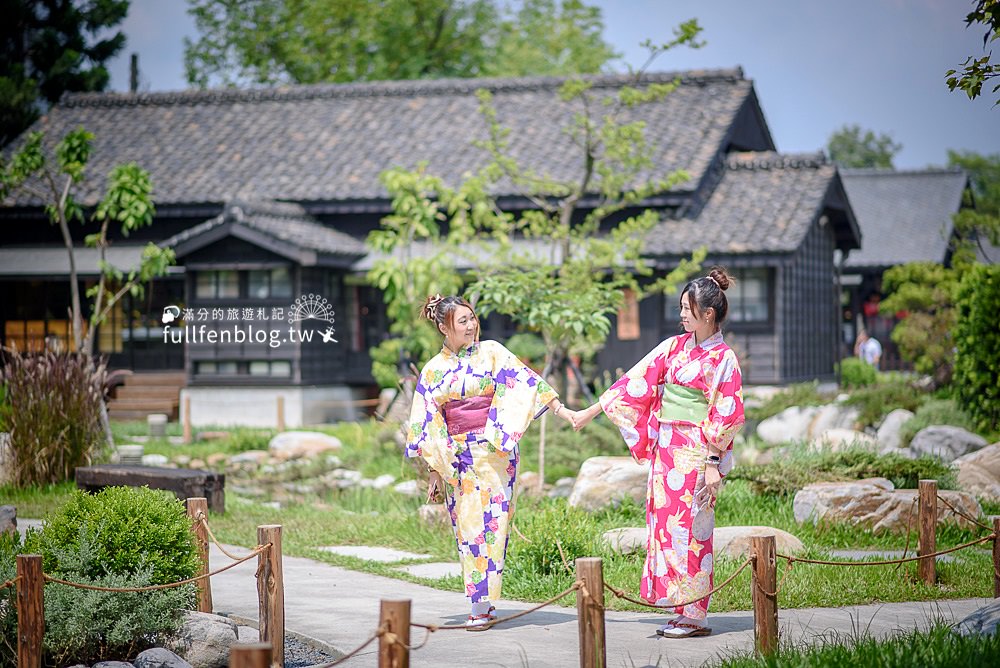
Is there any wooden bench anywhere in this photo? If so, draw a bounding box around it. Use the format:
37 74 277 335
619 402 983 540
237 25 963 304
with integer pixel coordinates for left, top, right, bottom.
75 465 225 514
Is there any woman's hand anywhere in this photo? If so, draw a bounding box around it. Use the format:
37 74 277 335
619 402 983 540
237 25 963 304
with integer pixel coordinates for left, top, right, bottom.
572 403 602 432
426 471 444 504
703 464 722 506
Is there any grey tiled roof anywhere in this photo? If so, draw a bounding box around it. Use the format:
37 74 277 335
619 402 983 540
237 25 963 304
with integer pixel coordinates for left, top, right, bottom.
646 152 840 255
840 168 968 269
162 199 366 260
6 69 753 207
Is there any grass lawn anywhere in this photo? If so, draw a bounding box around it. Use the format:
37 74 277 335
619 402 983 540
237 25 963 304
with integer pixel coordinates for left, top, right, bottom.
4 417 996 614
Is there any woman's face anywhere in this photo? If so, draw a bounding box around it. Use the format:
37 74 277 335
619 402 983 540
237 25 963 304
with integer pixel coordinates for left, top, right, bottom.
443 305 478 348
679 292 700 333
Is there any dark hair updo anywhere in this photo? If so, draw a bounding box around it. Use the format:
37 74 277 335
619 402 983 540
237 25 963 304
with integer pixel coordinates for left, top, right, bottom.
420 294 479 336
680 266 734 327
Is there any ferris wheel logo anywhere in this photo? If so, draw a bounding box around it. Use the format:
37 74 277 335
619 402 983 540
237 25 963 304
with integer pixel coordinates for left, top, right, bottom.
287 293 336 324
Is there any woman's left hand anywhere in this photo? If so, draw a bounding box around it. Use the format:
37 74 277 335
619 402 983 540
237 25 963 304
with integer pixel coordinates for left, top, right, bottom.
703 464 722 505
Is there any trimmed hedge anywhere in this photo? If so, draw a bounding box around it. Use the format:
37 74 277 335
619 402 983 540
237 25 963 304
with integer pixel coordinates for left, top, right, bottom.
953 264 1000 434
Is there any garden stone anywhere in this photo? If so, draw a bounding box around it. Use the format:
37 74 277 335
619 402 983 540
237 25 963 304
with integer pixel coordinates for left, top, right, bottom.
206 453 228 467
268 431 342 460
174 455 192 467
602 527 646 555
0 505 15 535
236 626 257 643
876 408 915 452
807 403 860 439
148 413 168 438
954 442 1000 502
518 471 543 497
953 599 1000 636
134 648 193 668
362 474 395 490
142 454 169 467
793 478 983 532
909 425 987 462
809 428 878 452
714 526 804 559
195 431 229 442
393 479 420 496
189 459 206 470
169 611 239 668
548 477 576 499
418 503 450 527
568 457 649 512
756 406 820 445
93 662 135 668
227 450 269 466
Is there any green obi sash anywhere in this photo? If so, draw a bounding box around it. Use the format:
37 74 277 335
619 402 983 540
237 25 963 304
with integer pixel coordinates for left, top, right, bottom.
655 383 708 424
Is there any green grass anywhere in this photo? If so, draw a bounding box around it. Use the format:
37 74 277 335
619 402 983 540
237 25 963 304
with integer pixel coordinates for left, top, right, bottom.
711 624 1000 668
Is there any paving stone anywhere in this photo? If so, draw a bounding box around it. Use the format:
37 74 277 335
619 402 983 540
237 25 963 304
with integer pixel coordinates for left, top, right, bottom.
827 549 959 564
315 545 429 562
395 562 462 579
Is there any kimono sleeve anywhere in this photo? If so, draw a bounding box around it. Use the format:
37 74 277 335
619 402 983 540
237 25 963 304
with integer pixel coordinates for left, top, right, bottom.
404 372 457 482
482 341 558 453
599 338 675 463
699 348 745 454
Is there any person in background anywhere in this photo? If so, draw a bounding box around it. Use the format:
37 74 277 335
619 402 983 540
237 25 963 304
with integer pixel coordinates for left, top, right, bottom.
854 328 882 369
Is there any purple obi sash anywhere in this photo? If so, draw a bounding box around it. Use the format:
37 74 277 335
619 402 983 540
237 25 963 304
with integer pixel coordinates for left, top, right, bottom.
443 394 493 436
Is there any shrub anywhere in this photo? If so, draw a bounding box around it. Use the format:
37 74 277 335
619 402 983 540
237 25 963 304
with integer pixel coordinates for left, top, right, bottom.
507 499 602 577
1 487 197 666
505 332 547 371
728 446 955 497
225 427 276 452
0 349 108 486
953 264 1000 434
843 377 925 428
837 357 878 388
25 486 200 585
898 398 977 448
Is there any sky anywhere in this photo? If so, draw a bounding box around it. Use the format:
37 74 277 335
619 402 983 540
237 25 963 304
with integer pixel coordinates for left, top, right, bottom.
105 0 998 169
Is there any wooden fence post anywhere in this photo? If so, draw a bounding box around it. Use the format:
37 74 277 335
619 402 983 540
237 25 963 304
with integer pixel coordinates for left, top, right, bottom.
276 396 285 432
17 554 44 668
575 557 606 668
918 479 937 586
257 525 284 668
751 535 778 655
378 599 411 668
186 497 213 613
229 643 271 668
183 395 192 444
993 518 1000 598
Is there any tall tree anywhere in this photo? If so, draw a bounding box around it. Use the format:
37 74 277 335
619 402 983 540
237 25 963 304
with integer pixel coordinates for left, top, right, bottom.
0 0 129 146
826 124 902 169
948 150 1000 262
184 0 616 87
946 0 1000 106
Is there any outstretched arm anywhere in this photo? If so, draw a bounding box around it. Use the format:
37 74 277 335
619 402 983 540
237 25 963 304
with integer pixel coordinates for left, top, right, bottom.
566 401 602 431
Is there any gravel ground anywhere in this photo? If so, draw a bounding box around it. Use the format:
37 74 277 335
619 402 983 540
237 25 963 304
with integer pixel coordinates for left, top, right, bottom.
284 634 340 668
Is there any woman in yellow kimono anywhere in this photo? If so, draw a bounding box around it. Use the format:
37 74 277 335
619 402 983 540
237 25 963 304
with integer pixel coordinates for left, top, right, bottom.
405 295 573 629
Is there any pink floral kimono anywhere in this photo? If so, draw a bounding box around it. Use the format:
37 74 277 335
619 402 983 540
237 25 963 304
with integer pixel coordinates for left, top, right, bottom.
600 331 744 620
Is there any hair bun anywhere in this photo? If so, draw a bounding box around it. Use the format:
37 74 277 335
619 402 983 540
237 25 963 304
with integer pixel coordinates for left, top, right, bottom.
708 267 732 291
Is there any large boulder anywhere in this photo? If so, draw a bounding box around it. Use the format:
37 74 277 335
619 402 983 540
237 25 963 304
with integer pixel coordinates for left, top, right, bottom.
568 457 649 512
602 525 804 559
953 599 1000 637
756 406 820 445
793 478 983 533
0 505 15 535
807 403 861 438
169 611 238 668
909 425 988 462
876 408 915 452
954 443 1000 502
268 431 342 460
809 428 878 453
418 503 450 527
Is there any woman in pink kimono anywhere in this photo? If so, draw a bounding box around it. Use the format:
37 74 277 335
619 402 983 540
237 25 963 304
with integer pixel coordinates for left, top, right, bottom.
405 295 574 629
573 268 745 638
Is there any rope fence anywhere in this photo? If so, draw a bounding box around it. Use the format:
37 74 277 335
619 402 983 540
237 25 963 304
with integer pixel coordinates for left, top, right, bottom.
11 478 1000 668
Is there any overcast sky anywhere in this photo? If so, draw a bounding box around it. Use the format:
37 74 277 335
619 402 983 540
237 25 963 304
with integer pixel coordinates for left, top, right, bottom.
106 0 998 169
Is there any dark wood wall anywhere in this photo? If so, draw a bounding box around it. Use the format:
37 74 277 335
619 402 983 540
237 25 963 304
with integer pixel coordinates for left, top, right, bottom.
780 215 839 382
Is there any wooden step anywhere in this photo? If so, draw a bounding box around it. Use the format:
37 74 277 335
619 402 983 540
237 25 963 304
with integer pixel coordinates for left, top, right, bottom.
107 398 177 410
123 372 186 386
115 386 181 401
109 409 169 421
